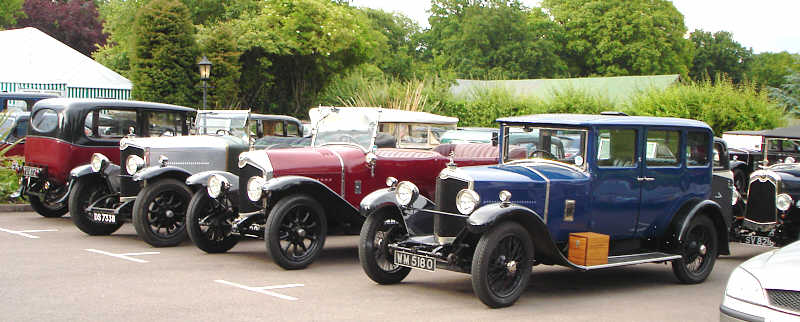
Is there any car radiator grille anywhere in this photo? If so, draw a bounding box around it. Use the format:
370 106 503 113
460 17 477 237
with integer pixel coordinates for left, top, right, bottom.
767 289 800 314
120 146 144 198
238 163 263 214
434 176 469 238
744 180 777 224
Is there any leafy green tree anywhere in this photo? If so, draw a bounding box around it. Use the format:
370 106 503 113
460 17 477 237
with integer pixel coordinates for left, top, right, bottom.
749 52 800 88
770 72 800 115
359 8 420 80
425 0 567 79
197 23 242 108
0 0 25 29
688 30 752 83
543 0 692 77
129 0 199 107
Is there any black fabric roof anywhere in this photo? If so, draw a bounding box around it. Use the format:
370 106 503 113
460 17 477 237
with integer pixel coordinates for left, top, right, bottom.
762 125 800 139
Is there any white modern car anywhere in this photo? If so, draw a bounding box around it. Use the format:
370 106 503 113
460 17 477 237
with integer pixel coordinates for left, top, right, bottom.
721 241 800 321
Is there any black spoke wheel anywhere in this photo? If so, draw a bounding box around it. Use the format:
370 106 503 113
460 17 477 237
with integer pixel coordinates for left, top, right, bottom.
472 221 533 308
30 185 68 218
186 190 239 253
672 215 718 284
132 178 192 247
358 210 410 284
265 194 326 270
69 176 123 235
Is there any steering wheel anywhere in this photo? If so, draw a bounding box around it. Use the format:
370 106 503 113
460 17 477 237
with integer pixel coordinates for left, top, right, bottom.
216 129 231 136
528 149 556 159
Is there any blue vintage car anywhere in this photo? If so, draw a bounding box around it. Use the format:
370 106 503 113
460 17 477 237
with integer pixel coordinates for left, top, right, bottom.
357 113 729 308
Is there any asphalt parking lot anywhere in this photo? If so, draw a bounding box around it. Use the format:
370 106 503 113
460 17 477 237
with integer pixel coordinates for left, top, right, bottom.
0 211 772 322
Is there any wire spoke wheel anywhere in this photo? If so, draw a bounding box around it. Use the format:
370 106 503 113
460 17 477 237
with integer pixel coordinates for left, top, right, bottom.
672 215 718 284
472 221 533 308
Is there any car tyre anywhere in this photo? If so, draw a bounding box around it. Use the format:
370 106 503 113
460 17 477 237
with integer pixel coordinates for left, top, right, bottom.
672 215 718 284
186 190 239 253
733 168 747 197
265 194 326 270
471 221 533 308
132 178 192 247
69 176 123 235
30 189 68 218
358 210 411 284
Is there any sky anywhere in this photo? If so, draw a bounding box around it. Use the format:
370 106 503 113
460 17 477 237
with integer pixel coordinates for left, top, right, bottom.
348 0 800 54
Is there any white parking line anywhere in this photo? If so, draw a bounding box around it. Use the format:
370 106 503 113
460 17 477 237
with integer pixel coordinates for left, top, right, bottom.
0 227 58 239
84 249 161 263
214 280 303 301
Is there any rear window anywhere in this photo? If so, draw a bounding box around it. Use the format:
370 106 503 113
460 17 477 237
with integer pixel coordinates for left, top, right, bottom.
31 108 58 133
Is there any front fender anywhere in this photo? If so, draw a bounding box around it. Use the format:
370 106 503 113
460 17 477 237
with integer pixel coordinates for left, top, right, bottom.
132 166 192 182
675 199 730 256
730 160 747 172
69 164 95 180
360 187 435 235
262 176 360 227
186 171 240 192
69 163 121 192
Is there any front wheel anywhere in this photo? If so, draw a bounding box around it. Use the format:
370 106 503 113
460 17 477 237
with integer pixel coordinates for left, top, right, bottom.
672 215 718 284
471 221 533 308
69 176 123 235
30 186 68 218
132 178 192 247
186 190 239 253
265 194 326 270
358 210 410 284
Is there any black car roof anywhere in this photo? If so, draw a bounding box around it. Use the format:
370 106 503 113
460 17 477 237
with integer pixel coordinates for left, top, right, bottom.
761 125 800 140
32 98 195 114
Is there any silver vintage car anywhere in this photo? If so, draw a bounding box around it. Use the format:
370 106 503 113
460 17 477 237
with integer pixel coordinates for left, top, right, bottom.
67 110 306 247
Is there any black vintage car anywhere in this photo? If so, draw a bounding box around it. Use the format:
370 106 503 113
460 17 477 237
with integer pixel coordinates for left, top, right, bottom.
724 126 800 197
21 98 195 218
732 127 800 248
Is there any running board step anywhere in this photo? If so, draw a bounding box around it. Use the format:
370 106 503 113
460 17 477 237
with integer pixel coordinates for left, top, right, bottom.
573 252 681 271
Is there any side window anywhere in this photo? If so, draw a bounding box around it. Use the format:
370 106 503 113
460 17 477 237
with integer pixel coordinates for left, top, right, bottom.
713 142 725 169
781 139 800 153
86 109 137 138
687 131 710 166
9 119 28 141
768 139 780 151
262 121 283 136
597 128 637 167
286 122 300 137
149 111 184 136
645 130 680 166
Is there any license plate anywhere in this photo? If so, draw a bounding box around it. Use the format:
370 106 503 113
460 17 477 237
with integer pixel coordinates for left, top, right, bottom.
743 235 775 247
23 166 41 178
394 250 436 272
91 212 116 224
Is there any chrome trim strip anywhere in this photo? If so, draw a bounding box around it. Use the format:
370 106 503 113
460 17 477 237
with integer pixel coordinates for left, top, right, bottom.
507 159 587 174
328 148 346 198
523 166 550 224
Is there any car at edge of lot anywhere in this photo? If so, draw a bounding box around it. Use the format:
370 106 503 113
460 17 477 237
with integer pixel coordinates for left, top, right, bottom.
724 126 800 198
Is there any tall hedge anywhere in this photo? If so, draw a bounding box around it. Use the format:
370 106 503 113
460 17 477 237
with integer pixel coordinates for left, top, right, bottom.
130 0 199 107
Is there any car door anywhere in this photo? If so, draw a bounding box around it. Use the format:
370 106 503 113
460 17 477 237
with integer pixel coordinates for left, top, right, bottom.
591 127 641 239
636 128 684 237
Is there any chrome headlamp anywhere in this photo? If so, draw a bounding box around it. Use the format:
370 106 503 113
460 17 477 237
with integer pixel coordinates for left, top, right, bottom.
207 174 229 199
247 176 267 202
776 193 793 211
456 189 480 215
125 155 145 175
90 153 109 172
395 181 419 206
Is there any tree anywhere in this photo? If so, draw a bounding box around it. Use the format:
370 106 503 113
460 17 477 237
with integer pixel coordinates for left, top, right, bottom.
749 52 800 88
129 0 198 107
542 0 692 77
424 0 567 79
688 30 752 83
0 0 25 29
359 8 420 80
770 72 800 115
197 23 242 108
15 0 106 56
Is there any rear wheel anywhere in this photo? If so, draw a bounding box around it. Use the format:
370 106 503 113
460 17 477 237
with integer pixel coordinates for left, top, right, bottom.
186 190 239 253
132 178 192 247
69 176 123 235
30 186 68 218
672 215 718 284
265 194 326 270
471 221 533 308
358 210 410 284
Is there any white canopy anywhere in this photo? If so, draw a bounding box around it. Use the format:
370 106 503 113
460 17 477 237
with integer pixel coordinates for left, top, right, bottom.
309 107 458 125
0 27 131 93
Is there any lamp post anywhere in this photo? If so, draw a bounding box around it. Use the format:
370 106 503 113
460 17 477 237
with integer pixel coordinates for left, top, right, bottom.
197 56 212 109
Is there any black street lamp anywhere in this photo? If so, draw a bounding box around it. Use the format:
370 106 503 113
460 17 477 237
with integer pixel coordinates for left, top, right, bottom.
197 56 212 109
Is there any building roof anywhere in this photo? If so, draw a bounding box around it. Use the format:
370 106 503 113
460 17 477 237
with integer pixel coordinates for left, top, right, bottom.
496 113 711 129
0 27 132 90
450 75 680 103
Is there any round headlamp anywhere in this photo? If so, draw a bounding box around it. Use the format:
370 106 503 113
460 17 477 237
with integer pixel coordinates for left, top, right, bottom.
785 156 796 164
456 189 480 215
776 193 793 211
247 176 267 202
395 181 419 206
207 174 229 199
125 155 145 175
90 153 109 172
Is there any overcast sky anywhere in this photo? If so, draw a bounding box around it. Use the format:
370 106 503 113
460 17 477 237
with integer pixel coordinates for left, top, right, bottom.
348 0 800 54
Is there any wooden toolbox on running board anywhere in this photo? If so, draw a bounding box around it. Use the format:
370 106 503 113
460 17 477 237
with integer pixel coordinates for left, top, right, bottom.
568 232 609 266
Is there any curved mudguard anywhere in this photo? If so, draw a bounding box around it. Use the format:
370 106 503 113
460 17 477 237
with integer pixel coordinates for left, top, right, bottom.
675 199 730 255
186 171 240 192
359 187 435 235
729 160 747 172
132 165 192 182
69 163 122 192
263 175 360 224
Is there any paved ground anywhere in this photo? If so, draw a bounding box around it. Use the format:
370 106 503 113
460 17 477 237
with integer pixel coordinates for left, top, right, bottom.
0 211 773 322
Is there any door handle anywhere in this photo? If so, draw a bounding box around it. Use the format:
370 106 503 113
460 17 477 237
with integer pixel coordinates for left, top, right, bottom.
637 177 655 182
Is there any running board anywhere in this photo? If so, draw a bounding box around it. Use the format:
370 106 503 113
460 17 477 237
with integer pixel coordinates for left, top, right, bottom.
572 252 681 271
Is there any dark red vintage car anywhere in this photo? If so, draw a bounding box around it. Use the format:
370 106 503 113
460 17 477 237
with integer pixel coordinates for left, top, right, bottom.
21 98 195 217
187 107 500 269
